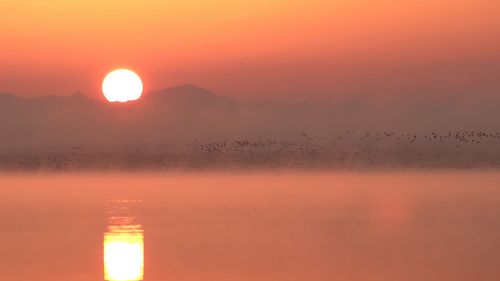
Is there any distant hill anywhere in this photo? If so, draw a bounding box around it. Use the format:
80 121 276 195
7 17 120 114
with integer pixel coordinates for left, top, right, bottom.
145 84 237 110
0 85 235 148
0 84 500 150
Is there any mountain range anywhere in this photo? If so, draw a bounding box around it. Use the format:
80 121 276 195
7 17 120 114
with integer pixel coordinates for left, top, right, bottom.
0 84 499 150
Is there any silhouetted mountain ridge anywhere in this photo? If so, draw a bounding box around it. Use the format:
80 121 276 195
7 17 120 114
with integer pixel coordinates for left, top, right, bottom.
144 84 237 110
1 84 500 149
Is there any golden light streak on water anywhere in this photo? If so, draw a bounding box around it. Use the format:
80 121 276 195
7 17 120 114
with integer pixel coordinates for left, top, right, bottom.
104 200 144 281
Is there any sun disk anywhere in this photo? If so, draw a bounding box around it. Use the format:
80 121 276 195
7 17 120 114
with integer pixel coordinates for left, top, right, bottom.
102 69 143 103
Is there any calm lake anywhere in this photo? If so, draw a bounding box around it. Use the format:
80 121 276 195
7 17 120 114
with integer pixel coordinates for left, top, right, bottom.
1 171 499 281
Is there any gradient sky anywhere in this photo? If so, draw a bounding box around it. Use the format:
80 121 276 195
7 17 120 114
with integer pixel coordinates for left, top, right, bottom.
0 0 499 101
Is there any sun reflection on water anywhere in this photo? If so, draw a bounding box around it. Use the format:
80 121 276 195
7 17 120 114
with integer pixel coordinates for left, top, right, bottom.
104 200 144 281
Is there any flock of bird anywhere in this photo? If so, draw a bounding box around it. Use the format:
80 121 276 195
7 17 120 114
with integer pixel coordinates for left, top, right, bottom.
3 130 500 171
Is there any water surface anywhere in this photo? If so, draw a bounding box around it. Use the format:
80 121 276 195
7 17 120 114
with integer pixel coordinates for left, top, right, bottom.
1 171 499 281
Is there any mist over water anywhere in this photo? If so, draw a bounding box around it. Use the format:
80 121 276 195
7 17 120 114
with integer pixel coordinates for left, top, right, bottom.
1 171 499 281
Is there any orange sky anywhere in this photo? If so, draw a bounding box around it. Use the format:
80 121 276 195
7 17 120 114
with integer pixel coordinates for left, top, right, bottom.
0 0 499 101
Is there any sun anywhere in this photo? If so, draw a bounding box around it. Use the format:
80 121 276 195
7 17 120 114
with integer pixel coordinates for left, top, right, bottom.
102 69 143 102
